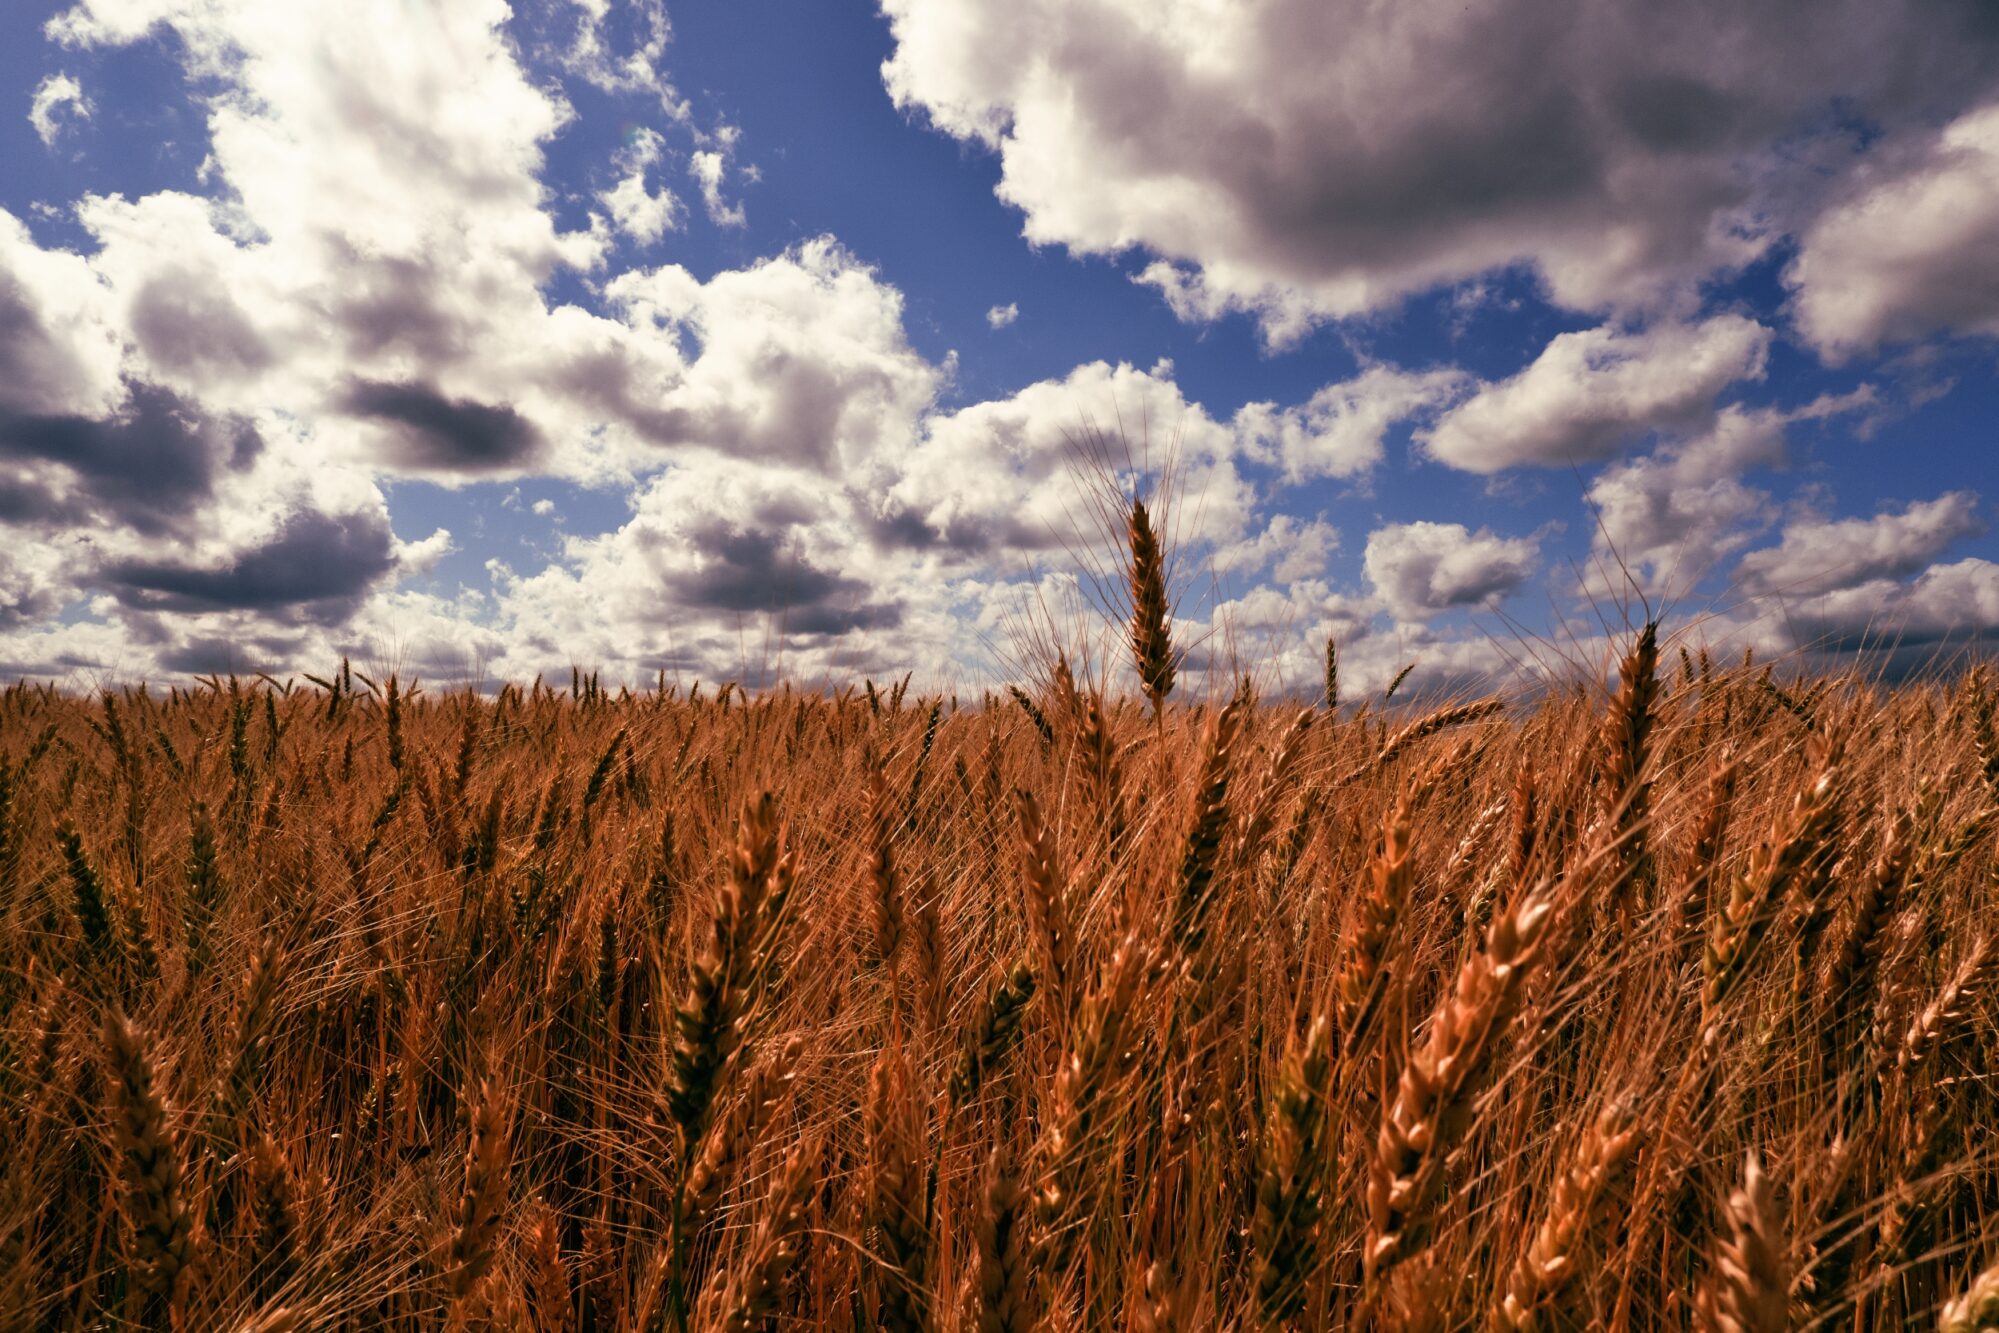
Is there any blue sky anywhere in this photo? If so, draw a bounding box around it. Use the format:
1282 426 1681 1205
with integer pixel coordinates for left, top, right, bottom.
4 0 1999 691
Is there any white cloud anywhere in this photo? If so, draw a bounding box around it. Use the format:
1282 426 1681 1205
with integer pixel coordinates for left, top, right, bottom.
689 137 746 227
1788 102 1999 360
0 0 960 678
598 127 682 243
556 0 690 117
1735 491 1984 599
486 453 965 684
1213 513 1338 583
1583 405 1784 595
1582 388 1881 596
1363 520 1540 621
986 301 1019 329
0 208 126 417
29 73 91 146
881 0 1999 342
1235 364 1467 481
22 0 1977 688
601 237 941 473
1422 315 1770 473
888 358 1254 560
395 526 455 575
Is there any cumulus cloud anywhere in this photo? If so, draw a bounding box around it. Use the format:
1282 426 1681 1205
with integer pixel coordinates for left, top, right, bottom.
0 383 262 537
1583 405 1785 595
0 539 81 629
1735 491 1984 599
18 0 1978 690
7 0 1335 689
395 526 455 575
1778 558 1999 654
887 358 1253 558
1580 384 1873 592
599 238 941 472
1422 316 1770 472
0 210 125 418
1214 514 1338 583
488 455 930 681
881 0 1999 341
1236 365 1467 481
27 2 939 495
29 73 91 145
1364 520 1540 621
1788 102 1999 359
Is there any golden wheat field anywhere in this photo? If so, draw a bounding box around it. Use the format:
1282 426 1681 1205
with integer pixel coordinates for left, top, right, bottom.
4 622 1999 1331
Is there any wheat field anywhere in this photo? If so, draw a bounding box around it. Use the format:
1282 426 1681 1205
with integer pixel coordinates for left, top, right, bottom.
2 609 1998 1330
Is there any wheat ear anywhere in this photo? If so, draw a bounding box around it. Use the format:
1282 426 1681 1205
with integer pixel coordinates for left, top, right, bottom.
1594 622 1659 916
1487 1100 1641 1330
1251 1014 1334 1327
1336 788 1417 1055
104 1012 199 1311
973 1143 1036 1333
667 793 787 1147
1340 698 1504 786
948 962 1038 1112
1699 1151 1788 1333
1704 741 1841 1031
866 1047 931 1333
1942 1261 1999 1332
693 1137 819 1333
1367 883 1557 1282
1013 789 1072 1010
526 1199 574 1333
1170 698 1246 963
1128 497 1176 718
443 1078 510 1301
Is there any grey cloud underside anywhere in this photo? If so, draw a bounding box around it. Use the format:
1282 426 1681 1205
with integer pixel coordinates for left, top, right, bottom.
669 519 903 635
329 247 481 363
866 502 1056 558
342 378 544 471
1784 609 1998 659
0 264 86 409
101 507 397 618
129 269 274 380
152 631 310 676
0 383 261 536
547 342 868 469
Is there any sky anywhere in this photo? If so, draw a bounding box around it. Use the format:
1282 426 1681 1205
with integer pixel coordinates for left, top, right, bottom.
4 0 1999 695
